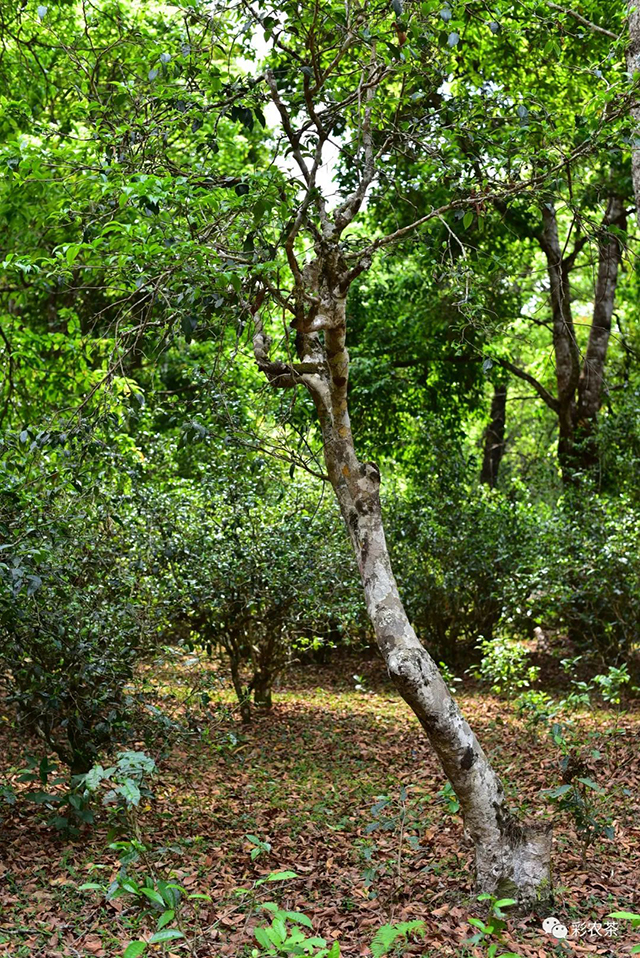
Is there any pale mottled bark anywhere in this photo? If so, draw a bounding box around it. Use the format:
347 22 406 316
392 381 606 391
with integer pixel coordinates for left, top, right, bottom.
480 386 508 487
628 0 640 224
314 321 550 900
252 263 552 901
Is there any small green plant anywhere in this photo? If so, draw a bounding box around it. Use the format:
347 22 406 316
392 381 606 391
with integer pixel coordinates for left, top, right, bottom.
437 781 461 816
82 750 157 809
474 638 539 697
76 752 210 957
233 870 301 920
438 661 462 694
593 664 632 706
465 895 521 958
607 911 640 954
353 673 367 693
246 834 273 861
80 839 211 957
370 920 425 957
542 771 614 859
356 786 427 897
514 690 558 732
252 904 340 957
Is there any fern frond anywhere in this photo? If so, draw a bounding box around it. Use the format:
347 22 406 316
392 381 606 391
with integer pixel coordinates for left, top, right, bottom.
370 920 425 958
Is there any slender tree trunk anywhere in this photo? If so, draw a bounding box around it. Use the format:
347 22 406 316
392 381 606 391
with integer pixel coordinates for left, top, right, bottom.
539 204 581 481
628 0 640 223
578 196 626 433
304 320 552 902
228 653 252 724
480 385 507 487
253 673 273 709
576 195 626 469
251 60 552 896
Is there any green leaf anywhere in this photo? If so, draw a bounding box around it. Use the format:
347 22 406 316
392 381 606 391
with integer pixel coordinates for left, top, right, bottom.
544 783 572 799
284 911 313 928
463 211 473 229
157 910 175 930
123 943 147 958
139 888 165 906
254 927 271 949
118 780 141 806
575 777 602 793
83 766 105 791
266 870 298 881
66 244 80 266
608 911 640 925
148 929 185 943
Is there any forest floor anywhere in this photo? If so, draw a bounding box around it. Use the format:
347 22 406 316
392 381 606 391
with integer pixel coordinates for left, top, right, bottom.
1 653 639 958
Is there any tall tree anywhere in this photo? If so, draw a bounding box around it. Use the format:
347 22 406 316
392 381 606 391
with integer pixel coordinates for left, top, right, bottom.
498 194 628 481
245 1 561 900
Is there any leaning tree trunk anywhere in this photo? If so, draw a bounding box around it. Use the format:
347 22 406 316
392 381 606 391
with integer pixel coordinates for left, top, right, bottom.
480 385 507 487
305 321 552 902
250 56 552 895
628 0 640 223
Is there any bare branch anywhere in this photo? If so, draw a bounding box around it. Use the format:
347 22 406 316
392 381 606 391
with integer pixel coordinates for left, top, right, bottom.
497 358 560 412
547 3 618 39
265 68 311 186
562 234 589 272
251 300 326 390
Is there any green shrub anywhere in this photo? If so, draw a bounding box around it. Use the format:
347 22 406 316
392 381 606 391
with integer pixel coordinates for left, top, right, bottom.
136 451 367 720
527 493 640 660
0 428 154 771
474 637 539 697
387 484 537 663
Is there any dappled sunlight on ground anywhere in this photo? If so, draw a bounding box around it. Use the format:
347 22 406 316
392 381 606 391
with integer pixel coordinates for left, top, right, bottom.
1 657 639 956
